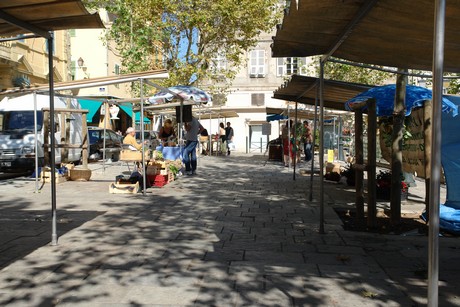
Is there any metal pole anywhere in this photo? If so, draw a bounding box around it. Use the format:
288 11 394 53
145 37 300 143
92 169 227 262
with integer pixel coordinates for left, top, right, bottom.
33 92 39 193
293 102 298 180
333 117 336 159
140 78 146 195
319 60 325 234
102 102 107 172
209 113 212 155
48 33 58 246
428 0 445 305
287 105 291 169
309 90 319 201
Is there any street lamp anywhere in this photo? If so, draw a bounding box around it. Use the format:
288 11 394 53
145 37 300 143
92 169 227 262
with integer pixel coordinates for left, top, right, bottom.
77 57 88 78
77 57 84 68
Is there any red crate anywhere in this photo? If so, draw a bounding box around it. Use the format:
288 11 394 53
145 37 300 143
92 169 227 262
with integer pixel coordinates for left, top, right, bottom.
153 181 168 187
148 174 168 186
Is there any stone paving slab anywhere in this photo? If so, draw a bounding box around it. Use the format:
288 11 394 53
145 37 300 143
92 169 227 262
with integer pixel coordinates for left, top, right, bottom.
0 154 459 306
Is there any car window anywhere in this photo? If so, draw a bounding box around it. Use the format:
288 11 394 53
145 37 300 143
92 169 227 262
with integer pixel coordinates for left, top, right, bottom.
89 130 100 143
103 131 112 140
107 130 119 142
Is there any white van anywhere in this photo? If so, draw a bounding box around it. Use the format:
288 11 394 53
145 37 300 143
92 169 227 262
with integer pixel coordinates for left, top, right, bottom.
0 93 83 172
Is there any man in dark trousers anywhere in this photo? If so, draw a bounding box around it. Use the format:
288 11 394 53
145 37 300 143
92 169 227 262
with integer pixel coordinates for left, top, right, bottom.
225 122 234 155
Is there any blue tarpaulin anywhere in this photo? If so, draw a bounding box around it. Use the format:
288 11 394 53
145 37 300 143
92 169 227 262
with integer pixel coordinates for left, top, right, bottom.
266 114 288 122
346 84 458 117
439 95 460 234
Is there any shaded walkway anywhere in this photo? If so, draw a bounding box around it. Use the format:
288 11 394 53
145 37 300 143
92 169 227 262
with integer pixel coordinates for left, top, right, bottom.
0 153 458 306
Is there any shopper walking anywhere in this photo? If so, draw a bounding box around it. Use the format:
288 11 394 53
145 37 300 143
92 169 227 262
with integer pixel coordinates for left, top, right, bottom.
225 122 234 155
183 116 204 175
303 120 313 162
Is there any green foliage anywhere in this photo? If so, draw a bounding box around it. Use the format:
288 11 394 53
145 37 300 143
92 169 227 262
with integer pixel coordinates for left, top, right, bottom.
169 164 179 175
83 0 282 97
307 56 391 86
379 117 413 148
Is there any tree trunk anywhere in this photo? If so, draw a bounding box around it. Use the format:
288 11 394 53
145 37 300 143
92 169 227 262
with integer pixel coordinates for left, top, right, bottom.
424 100 432 218
390 69 407 225
355 110 364 221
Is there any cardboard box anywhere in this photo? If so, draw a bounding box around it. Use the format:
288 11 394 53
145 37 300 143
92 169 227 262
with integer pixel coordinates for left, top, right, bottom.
326 162 341 174
109 182 139 194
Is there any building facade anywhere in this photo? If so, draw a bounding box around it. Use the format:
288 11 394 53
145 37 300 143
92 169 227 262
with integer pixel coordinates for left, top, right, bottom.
70 9 133 133
0 31 69 92
200 29 310 154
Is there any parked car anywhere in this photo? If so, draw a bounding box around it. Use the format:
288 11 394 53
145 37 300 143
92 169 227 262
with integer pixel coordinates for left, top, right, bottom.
87 127 123 161
136 130 160 149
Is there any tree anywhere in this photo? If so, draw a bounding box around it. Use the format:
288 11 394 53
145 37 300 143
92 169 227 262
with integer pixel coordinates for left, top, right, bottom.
84 0 282 96
306 57 391 86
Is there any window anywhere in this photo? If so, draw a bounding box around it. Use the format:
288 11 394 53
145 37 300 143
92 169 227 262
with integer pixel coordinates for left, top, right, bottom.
249 50 265 77
251 93 265 106
276 58 285 76
114 64 121 75
286 57 298 75
114 64 121 88
276 57 301 77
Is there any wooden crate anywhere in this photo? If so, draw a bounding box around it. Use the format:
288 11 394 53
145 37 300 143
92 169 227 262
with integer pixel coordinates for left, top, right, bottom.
109 182 139 194
268 145 282 161
41 169 68 183
167 171 174 183
120 150 151 161
150 160 167 168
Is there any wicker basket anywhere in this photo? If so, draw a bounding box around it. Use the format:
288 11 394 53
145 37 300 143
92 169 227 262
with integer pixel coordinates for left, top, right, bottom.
69 168 92 181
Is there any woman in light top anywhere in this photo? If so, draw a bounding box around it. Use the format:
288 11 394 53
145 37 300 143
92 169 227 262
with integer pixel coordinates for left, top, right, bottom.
123 127 143 151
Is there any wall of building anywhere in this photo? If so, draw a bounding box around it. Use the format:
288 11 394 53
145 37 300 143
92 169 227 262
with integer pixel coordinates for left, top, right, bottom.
0 31 69 92
218 29 312 152
70 9 131 99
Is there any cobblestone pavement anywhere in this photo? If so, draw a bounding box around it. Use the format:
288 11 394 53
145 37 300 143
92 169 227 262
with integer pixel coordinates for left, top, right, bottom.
0 153 458 306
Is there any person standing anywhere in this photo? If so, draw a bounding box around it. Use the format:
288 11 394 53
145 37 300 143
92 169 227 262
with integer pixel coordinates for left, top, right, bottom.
183 116 204 175
303 120 313 162
225 122 234 155
218 122 226 154
159 118 176 145
281 120 294 167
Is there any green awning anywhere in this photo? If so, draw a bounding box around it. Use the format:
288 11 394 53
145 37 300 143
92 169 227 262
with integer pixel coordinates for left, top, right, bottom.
119 104 150 123
78 99 102 122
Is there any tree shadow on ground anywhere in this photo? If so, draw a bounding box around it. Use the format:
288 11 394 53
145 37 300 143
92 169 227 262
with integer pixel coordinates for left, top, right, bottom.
0 155 459 306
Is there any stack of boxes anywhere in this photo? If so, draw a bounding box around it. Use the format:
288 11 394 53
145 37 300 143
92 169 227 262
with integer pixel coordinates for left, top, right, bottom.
147 161 171 187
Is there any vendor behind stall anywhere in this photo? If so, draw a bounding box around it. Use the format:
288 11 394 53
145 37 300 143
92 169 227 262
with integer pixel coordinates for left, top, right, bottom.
159 119 176 145
123 127 143 151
